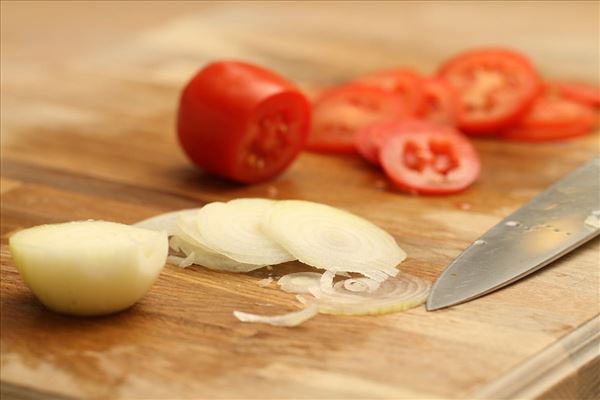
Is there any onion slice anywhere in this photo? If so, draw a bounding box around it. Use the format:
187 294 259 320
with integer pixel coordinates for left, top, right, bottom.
197 199 295 265
170 236 263 273
233 304 318 327
343 278 381 293
319 270 336 294
277 272 322 294
300 273 430 315
166 254 195 268
263 200 406 280
134 209 201 234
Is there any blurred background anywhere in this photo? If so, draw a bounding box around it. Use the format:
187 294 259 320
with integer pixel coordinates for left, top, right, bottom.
2 1 598 142
2 0 599 85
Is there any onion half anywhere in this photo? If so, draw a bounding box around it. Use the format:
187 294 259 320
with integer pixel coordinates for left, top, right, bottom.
197 199 295 265
263 200 406 280
233 304 318 327
300 273 430 315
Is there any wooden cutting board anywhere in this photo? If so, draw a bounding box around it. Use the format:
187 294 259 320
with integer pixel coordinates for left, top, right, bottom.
1 2 599 399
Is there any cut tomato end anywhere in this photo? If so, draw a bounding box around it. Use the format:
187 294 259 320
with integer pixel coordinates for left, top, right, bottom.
236 91 311 182
178 61 311 184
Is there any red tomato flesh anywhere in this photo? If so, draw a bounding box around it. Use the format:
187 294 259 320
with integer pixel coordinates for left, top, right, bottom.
379 125 480 195
354 68 426 115
419 78 459 126
355 119 447 165
502 85 598 141
439 48 541 135
177 61 310 183
308 84 408 153
554 81 600 108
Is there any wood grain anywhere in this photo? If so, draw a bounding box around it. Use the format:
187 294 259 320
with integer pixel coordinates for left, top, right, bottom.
1 2 599 399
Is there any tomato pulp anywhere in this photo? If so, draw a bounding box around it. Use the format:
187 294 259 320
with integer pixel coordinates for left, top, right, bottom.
379 124 480 195
308 84 407 153
439 48 541 135
177 61 311 183
419 78 459 126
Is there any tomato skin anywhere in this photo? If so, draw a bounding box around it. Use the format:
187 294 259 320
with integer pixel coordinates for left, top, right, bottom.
379 125 480 195
308 84 408 154
501 85 598 141
354 68 426 115
419 78 459 126
177 61 310 183
439 48 541 135
554 81 600 108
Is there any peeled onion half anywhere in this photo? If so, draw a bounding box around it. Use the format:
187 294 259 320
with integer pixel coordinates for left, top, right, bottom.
263 200 406 280
9 221 168 316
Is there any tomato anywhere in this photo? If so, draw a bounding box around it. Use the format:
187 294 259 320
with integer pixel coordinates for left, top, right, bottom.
355 119 443 165
379 125 480 195
354 68 426 115
502 86 598 141
307 84 408 153
554 81 600 108
438 48 541 135
419 78 459 126
177 61 311 183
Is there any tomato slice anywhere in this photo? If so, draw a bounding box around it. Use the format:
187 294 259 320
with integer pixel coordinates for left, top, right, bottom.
177 61 310 183
308 84 408 153
379 125 480 195
438 48 541 135
419 78 459 126
354 68 426 115
355 119 447 165
501 86 598 141
554 81 600 108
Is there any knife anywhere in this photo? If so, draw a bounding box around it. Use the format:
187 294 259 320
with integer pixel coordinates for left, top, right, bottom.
427 156 600 311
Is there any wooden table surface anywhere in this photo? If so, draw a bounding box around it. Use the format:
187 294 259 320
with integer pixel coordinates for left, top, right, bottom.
1 2 599 399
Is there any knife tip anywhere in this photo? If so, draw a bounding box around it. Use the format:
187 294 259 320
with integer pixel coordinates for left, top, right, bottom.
425 295 446 312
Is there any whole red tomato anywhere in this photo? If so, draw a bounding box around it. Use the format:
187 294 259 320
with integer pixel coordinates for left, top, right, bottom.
177 61 311 183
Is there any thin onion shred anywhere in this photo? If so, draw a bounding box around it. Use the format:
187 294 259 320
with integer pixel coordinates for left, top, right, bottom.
257 277 274 287
233 304 318 327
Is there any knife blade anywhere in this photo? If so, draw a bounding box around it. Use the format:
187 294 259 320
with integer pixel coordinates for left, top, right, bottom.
427 156 600 311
